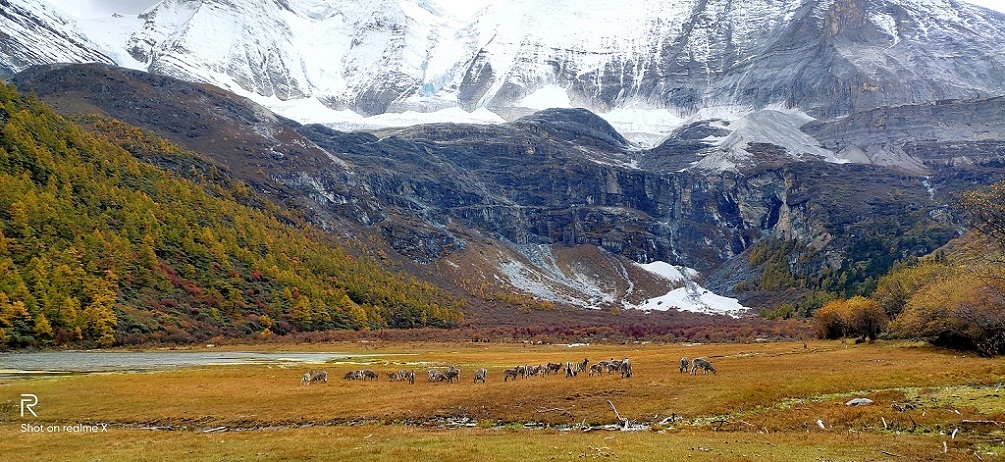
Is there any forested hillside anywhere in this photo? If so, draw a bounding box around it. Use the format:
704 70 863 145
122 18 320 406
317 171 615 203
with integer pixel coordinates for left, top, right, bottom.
809 182 1005 356
0 84 462 349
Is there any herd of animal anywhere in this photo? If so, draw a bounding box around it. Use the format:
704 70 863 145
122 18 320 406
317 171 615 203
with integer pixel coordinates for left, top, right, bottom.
300 356 719 385
498 357 634 381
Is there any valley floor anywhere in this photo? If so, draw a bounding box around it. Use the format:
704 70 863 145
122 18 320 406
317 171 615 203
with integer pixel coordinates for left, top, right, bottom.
2 340 1003 461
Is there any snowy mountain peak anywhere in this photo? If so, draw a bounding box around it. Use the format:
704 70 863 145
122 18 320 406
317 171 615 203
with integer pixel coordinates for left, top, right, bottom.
2 0 1004 154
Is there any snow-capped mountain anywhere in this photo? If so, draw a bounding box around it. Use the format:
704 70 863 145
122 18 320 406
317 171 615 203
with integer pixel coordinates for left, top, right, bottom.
3 0 1004 126
4 1 1005 313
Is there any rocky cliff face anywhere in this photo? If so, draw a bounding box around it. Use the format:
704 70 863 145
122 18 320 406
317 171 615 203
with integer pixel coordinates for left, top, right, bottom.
2 0 1004 120
0 0 115 79
15 64 996 310
460 0 1005 119
802 97 1005 170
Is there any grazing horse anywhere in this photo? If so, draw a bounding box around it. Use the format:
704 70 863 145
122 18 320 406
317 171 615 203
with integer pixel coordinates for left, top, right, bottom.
503 368 519 382
618 358 633 378
360 370 378 381
589 364 605 376
679 357 690 373
473 368 487 383
691 358 716 375
428 369 441 382
343 370 358 380
546 362 563 375
386 372 400 382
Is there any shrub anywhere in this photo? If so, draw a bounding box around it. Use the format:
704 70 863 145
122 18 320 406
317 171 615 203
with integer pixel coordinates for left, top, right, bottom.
872 260 947 317
813 296 888 340
844 296 888 340
890 269 1005 356
813 300 847 339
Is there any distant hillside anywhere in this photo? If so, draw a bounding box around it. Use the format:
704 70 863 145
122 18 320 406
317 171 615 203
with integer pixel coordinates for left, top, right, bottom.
802 180 1005 357
0 84 462 349
14 64 1003 317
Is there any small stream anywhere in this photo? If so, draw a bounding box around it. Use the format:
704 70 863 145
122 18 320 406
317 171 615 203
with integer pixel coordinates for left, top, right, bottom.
0 350 354 375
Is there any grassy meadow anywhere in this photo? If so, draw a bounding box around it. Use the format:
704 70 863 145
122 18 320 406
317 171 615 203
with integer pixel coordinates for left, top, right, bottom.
2 340 1004 461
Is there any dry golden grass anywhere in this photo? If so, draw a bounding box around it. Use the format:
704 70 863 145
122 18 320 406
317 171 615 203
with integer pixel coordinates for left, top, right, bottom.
2 340 1003 461
2 424 992 462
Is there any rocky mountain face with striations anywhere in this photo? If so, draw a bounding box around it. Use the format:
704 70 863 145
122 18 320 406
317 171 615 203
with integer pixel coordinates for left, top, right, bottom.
3 0 1005 313
12 64 1004 311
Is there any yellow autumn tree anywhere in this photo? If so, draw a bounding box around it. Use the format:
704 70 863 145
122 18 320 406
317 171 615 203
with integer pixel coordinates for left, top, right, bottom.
891 268 1004 356
844 296 888 340
32 313 53 343
872 260 948 317
290 294 313 330
81 270 118 347
814 296 888 340
813 299 849 339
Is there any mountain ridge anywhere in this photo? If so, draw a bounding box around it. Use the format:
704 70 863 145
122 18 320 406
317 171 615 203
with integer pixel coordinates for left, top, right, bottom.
15 64 1002 314
3 0 1004 123
4 0 1005 315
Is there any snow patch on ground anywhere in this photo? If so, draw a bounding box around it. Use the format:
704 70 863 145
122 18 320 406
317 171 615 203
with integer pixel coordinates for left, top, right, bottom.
871 13 900 46
600 107 686 148
628 261 747 317
518 85 574 110
495 245 616 309
498 259 568 302
683 107 845 172
255 96 506 130
634 261 696 282
490 247 748 316
631 286 747 316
